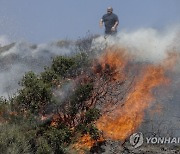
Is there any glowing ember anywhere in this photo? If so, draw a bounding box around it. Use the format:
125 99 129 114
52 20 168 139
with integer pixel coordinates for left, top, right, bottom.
50 114 62 127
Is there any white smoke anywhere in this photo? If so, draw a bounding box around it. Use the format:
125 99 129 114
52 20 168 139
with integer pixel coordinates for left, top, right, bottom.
0 40 75 97
0 35 10 46
93 26 180 63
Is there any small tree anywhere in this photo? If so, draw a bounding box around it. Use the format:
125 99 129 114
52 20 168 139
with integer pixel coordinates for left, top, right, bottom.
0 124 31 154
41 67 60 86
84 108 101 124
16 71 52 115
69 83 93 117
51 56 76 78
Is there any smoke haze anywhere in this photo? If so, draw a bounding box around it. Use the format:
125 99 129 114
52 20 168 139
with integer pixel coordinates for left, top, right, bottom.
0 39 75 97
94 26 180 63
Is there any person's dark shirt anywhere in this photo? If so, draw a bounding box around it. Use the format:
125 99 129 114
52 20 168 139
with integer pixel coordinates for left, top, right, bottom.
102 13 119 34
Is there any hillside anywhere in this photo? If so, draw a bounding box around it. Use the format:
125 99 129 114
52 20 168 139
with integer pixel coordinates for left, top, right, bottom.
0 32 180 153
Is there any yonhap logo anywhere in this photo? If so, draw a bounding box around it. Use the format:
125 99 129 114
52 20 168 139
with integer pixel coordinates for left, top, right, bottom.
130 132 144 148
130 132 180 148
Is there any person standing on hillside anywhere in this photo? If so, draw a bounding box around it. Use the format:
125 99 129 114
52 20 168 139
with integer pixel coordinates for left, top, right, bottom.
99 7 119 36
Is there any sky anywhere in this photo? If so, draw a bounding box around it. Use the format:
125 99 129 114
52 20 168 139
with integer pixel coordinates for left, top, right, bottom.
0 0 180 43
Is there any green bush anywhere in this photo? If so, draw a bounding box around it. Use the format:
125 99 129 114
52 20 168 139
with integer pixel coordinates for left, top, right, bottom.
88 124 101 140
41 67 60 86
42 126 71 154
51 56 76 78
0 97 10 121
0 124 31 154
36 136 53 154
0 44 104 153
69 83 93 116
41 51 91 85
84 108 101 124
16 71 52 115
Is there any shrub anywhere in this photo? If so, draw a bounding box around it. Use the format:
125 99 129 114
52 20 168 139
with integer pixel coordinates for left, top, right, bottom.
0 42 103 153
36 136 53 154
43 126 72 154
84 108 100 124
51 56 76 78
69 83 93 116
0 97 10 121
88 124 101 140
0 124 31 154
16 71 52 115
75 33 99 53
41 67 60 86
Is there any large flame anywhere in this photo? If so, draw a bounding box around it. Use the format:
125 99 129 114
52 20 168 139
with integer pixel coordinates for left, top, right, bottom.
96 65 168 140
95 47 176 141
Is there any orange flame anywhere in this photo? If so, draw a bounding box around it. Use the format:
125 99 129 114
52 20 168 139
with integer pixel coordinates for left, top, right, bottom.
96 65 169 141
95 47 177 141
40 114 61 127
73 134 104 154
93 47 129 81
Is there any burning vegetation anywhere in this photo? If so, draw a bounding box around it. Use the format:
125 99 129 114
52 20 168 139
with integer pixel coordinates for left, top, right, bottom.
0 35 179 153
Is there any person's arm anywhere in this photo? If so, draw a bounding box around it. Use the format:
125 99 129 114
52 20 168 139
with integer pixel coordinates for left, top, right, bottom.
99 19 103 28
111 21 118 31
113 21 119 29
111 15 119 31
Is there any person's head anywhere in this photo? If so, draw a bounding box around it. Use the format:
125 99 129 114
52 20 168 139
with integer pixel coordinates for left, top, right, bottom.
107 7 113 14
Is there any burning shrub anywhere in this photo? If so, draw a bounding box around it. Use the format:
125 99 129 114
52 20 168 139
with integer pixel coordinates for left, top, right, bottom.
1 39 177 154
0 46 102 153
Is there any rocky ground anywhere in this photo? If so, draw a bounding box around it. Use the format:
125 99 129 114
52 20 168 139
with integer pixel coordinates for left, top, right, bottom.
91 140 180 154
